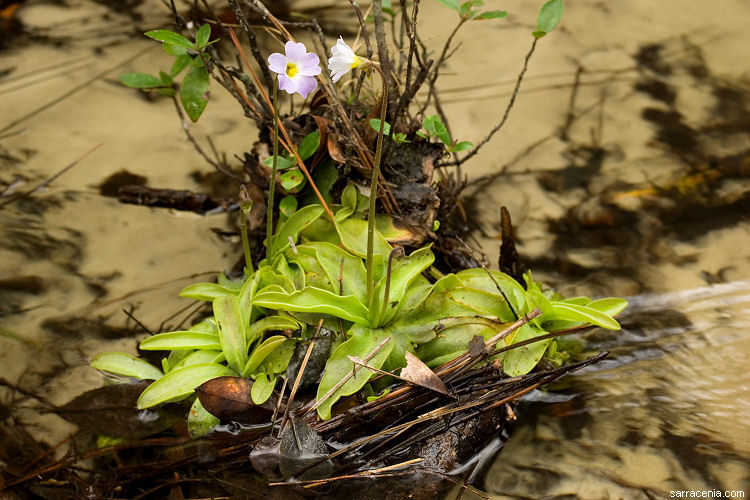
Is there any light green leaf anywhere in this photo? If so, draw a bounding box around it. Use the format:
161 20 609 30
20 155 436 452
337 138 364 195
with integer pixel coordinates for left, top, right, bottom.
423 114 450 146
534 0 564 38
145 29 195 48
170 53 192 77
238 272 261 328
316 326 393 420
451 140 473 151
341 183 358 212
551 302 621 330
171 350 223 371
263 155 296 170
297 242 368 305
561 296 590 305
336 218 392 260
179 282 238 301
279 195 297 221
260 339 295 374
270 204 325 257
253 287 370 325
415 321 498 368
139 331 220 351
502 324 551 376
473 10 507 20
586 297 628 317
136 363 235 409
246 316 300 346
250 373 277 404
375 246 435 326
369 118 391 136
91 352 163 380
188 396 220 438
280 169 306 193
195 23 211 48
180 63 210 122
244 335 288 376
119 72 163 89
298 130 321 161
213 295 248 374
435 0 461 13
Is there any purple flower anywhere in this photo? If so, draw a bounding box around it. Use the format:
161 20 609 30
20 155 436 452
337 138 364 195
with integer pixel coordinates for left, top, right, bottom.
267 41 321 98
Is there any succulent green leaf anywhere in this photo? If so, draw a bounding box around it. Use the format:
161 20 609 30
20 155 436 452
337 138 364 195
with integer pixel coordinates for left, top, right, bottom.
270 204 325 257
246 316 300 346
260 339 295 374
244 335 288 376
253 287 370 326
298 130 321 161
171 350 223 371
213 295 248 374
119 72 163 89
179 282 238 301
280 169 306 193
90 352 163 380
585 297 628 317
279 195 298 221
195 24 211 48
145 29 195 48
550 302 621 330
238 272 261 328
139 331 220 351
250 373 277 404
316 326 393 420
187 396 220 439
502 324 551 376
136 363 235 409
263 155 296 170
341 184 358 212
297 242 368 305
180 62 210 122
561 296 590 306
336 218 392 260
374 246 435 326
415 321 499 368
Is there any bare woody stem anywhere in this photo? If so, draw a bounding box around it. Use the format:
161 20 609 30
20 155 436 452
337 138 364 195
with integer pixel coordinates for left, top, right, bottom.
366 63 389 303
267 79 279 257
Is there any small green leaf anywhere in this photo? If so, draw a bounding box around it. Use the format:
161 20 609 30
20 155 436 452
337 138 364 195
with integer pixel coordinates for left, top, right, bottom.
250 373 277 404
246 316 300 346
423 114 450 146
473 10 507 20
415 130 428 139
188 396 220 439
394 133 410 143
253 287 370 326
195 24 211 48
159 71 173 87
341 184 358 212
171 54 192 77
298 130 321 161
163 42 188 56
171 350 223 371
551 302 621 330
263 155 296 170
586 297 628 317
435 0 461 13
119 72 163 89
145 29 195 48
452 140 473 152
279 195 298 221
280 169 306 193
369 118 391 136
91 352 163 380
136 363 235 409
179 282 238 301
139 331 220 351
535 0 564 38
213 295 248 374
244 335 288 376
502 324 551 376
260 339 295 374
180 63 210 122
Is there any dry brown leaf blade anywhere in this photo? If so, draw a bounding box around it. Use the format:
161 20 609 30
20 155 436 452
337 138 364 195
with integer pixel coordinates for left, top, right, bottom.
195 376 274 423
400 351 451 396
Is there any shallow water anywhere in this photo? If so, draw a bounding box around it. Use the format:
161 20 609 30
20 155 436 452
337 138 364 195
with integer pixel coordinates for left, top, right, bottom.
1 0 749 498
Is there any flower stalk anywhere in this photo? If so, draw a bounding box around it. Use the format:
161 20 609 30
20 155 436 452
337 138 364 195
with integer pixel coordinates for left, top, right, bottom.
267 79 279 257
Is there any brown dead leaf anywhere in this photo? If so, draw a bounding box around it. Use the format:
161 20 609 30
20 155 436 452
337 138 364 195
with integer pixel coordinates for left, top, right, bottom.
400 351 451 396
196 376 274 424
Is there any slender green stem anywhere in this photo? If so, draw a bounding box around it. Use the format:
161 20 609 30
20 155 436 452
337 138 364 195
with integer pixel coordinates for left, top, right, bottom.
267 78 280 258
366 64 389 303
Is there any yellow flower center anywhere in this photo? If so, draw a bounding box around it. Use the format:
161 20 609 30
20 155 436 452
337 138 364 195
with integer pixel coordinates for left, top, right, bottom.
286 63 298 78
350 56 363 70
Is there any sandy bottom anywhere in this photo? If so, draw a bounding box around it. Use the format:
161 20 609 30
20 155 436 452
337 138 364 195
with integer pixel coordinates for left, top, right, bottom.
1 0 749 497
